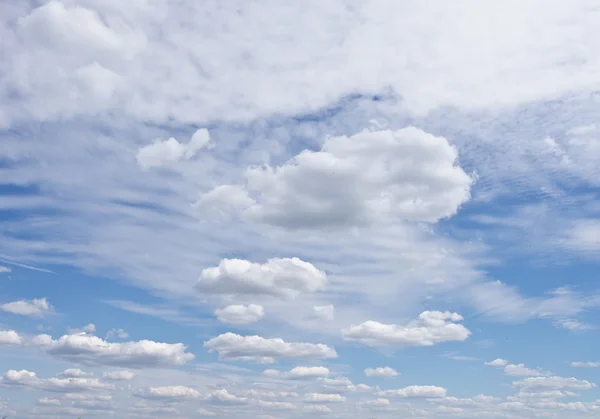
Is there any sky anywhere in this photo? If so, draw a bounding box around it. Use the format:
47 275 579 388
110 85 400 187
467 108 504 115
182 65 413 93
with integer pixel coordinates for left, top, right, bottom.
1 1 600 418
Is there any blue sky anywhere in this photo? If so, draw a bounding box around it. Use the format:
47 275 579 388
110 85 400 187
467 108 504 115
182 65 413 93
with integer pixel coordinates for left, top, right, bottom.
2 1 600 418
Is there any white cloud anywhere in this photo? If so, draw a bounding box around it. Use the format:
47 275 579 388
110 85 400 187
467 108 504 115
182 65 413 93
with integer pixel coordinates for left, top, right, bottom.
0 297 54 317
553 319 594 331
136 129 213 170
59 368 92 378
0 330 23 345
135 385 201 400
105 328 129 339
256 400 296 410
504 364 549 377
364 367 399 377
264 366 330 380
197 258 327 299
304 393 346 403
206 389 249 405
572 361 600 368
341 311 470 347
204 333 337 363
102 370 135 381
513 376 596 392
199 128 472 229
312 305 334 321
0 265 11 273
303 405 332 414
215 304 265 325
485 358 509 367
38 398 60 405
32 332 195 367
197 408 217 416
379 385 447 398
0 369 114 393
361 398 390 407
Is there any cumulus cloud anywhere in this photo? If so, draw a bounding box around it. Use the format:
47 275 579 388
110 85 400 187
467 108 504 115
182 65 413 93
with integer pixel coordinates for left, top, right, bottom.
304 405 332 414
364 367 399 377
572 361 600 368
206 389 249 405
0 330 23 345
102 370 135 381
105 328 129 339
38 398 60 405
199 128 472 229
379 385 447 398
256 400 296 410
360 398 390 407
512 376 596 392
0 297 53 317
304 393 346 403
341 311 470 347
0 266 11 273
215 304 265 325
59 369 92 378
136 129 213 170
135 385 201 400
0 369 114 393
504 364 549 377
32 332 194 367
485 359 509 367
311 305 334 321
204 333 337 363
263 366 330 380
197 258 327 299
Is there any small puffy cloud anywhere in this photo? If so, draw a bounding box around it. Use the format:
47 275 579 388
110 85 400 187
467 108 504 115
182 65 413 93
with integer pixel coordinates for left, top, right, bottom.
504 364 549 377
379 385 447 398
572 361 600 368
304 405 332 414
204 333 337 363
136 128 212 170
215 304 264 325
0 369 114 393
0 297 53 317
32 332 195 367
38 398 60 405
67 323 96 335
553 319 594 331
312 305 334 321
103 370 136 381
0 266 11 273
206 389 249 405
364 367 399 377
256 400 296 410
59 369 92 378
0 330 23 345
485 358 509 366
197 408 217 416
304 393 346 403
512 376 596 392
264 366 330 379
341 311 470 347
105 328 129 339
135 385 201 400
197 257 327 300
361 398 390 407
320 377 358 393
199 128 472 229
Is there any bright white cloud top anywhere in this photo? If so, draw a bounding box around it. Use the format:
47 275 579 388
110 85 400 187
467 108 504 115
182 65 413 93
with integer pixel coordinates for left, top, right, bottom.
1 1 600 418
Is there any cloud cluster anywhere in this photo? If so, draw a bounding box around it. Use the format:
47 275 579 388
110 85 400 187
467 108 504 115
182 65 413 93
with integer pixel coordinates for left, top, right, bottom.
0 369 114 393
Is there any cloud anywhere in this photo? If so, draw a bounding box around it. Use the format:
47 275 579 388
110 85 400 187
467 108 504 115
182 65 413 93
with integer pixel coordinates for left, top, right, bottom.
197 408 217 416
504 364 549 377
0 297 54 317
360 398 390 407
197 258 327 299
553 319 594 332
263 366 330 380
215 304 265 325
102 370 136 381
0 265 11 273
204 333 337 363
32 332 195 367
68 323 96 334
364 367 399 377
206 389 249 405
341 311 470 347
311 305 334 321
304 393 346 403
135 385 201 400
379 385 447 398
38 398 60 406
303 405 332 414
572 361 600 368
105 328 129 339
0 369 114 393
485 359 509 367
59 368 92 378
136 129 213 170
0 330 23 345
256 400 296 410
199 128 472 229
512 376 596 392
